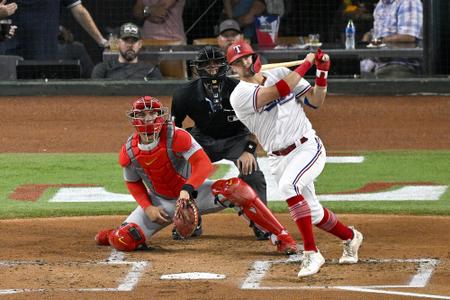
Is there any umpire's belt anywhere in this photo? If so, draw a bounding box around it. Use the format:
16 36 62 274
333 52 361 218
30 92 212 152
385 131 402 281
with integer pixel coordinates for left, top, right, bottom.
272 137 308 156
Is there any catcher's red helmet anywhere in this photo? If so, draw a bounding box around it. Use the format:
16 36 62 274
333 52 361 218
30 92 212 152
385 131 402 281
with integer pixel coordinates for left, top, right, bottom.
226 40 255 64
128 96 168 139
108 223 147 252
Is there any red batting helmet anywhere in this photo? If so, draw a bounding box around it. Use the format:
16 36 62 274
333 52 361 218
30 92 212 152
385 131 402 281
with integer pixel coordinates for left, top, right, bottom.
226 40 261 73
128 96 169 140
226 40 255 64
108 223 147 251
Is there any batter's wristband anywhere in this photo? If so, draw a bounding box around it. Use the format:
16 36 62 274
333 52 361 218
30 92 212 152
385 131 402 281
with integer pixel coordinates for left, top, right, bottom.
294 61 312 77
275 79 291 97
315 69 328 87
244 140 257 154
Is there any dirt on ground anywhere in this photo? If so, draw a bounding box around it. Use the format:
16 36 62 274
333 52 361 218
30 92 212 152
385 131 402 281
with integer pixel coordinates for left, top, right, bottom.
0 95 449 299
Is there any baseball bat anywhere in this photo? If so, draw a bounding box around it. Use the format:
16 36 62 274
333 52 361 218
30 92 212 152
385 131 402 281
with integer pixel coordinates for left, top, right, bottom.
227 55 329 77
260 60 305 71
259 54 330 71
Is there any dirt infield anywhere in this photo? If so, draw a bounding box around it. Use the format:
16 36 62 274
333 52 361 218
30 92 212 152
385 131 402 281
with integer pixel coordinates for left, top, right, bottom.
0 95 449 299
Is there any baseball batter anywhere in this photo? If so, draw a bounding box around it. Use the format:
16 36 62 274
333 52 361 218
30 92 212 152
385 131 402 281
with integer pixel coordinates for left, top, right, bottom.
94 96 297 254
227 41 364 277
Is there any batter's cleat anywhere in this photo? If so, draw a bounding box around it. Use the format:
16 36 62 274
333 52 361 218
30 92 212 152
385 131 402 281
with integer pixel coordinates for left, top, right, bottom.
172 224 203 240
339 226 363 264
273 231 298 255
95 229 114 246
298 250 325 277
251 222 271 240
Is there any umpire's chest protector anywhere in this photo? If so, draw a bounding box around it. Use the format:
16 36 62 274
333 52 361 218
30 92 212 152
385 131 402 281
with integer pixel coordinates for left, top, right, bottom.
125 129 189 199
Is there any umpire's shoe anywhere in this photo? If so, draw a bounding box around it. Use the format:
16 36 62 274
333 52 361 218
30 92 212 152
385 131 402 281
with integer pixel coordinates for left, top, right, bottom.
251 222 271 240
172 216 203 240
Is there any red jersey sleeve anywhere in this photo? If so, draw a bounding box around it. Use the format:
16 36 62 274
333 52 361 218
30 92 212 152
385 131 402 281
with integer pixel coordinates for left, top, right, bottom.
171 128 192 153
185 149 213 189
126 180 153 210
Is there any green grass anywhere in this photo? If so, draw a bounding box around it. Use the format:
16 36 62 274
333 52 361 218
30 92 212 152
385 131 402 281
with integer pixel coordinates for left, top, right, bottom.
0 151 449 218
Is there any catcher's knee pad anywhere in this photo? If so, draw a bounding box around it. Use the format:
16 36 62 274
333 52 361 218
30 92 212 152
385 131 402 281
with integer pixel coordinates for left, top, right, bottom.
108 222 147 252
212 178 285 236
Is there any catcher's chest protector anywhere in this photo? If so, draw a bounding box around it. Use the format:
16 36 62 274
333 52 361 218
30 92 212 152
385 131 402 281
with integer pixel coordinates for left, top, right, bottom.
127 126 189 199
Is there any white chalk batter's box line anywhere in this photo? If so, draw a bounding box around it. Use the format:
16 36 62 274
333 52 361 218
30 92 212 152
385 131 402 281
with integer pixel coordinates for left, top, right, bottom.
0 254 448 299
0 250 148 295
242 255 450 299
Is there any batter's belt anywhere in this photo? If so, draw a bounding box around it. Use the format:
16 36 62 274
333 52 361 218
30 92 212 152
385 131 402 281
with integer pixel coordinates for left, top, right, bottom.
272 137 308 156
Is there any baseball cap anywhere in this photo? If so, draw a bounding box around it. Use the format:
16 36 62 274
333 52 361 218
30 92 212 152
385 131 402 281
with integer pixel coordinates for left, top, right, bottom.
119 22 141 40
219 19 241 35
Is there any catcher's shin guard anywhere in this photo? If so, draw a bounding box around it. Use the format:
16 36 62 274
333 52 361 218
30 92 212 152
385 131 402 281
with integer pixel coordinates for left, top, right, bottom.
108 223 147 251
212 178 297 254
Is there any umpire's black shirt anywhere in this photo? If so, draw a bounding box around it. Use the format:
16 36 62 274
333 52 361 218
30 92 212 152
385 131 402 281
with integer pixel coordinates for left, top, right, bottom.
171 77 250 139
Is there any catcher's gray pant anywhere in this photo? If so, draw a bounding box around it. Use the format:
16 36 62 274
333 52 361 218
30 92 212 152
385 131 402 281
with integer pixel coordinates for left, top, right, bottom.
190 127 267 203
124 180 224 239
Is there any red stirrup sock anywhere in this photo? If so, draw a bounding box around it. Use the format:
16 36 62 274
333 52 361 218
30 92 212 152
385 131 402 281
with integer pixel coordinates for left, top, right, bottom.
286 195 317 252
316 207 353 240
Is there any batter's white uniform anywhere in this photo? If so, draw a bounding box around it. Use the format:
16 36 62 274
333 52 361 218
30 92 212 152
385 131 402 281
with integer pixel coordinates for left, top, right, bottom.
230 67 326 224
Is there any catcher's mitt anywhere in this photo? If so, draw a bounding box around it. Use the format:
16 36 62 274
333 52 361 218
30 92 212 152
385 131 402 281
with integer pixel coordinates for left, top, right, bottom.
173 198 200 239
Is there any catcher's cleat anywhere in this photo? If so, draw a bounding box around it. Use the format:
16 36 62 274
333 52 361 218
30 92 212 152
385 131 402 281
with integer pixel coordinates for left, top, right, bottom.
95 229 114 246
298 250 325 277
251 222 271 241
339 226 363 264
273 231 298 255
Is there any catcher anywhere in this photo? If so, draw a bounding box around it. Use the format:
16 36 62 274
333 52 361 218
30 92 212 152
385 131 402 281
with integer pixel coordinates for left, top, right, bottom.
95 96 297 254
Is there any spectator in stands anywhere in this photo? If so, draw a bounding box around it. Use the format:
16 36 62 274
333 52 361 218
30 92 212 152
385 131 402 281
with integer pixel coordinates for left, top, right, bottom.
362 0 423 78
223 0 266 43
91 22 162 80
217 19 244 52
5 0 107 60
216 19 267 70
0 0 16 19
0 0 17 54
57 25 94 79
133 0 186 43
330 0 376 44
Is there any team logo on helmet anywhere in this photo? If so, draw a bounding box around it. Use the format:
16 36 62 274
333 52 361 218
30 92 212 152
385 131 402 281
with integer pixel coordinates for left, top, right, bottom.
233 45 242 54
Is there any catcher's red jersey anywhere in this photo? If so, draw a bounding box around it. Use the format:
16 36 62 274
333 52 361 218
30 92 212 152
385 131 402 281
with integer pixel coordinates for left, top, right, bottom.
119 124 200 199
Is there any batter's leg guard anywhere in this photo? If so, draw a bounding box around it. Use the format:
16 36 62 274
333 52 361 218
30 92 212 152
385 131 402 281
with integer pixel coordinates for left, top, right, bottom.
108 223 147 252
212 178 297 255
95 228 114 246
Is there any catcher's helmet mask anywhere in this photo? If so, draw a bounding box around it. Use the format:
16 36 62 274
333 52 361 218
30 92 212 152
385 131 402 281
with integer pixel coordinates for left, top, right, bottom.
128 96 169 141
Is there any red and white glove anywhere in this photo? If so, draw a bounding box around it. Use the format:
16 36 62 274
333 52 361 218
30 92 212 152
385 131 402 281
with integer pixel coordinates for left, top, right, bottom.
315 48 330 87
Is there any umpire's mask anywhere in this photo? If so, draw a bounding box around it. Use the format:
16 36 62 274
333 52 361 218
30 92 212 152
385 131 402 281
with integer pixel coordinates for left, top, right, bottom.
191 46 229 112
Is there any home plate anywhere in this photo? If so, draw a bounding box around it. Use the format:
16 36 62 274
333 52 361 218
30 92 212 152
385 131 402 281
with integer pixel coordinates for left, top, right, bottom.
160 272 226 280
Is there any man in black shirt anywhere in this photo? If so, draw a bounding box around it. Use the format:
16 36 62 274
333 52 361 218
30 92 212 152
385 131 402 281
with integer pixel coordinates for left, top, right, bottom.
91 22 162 80
171 46 268 240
